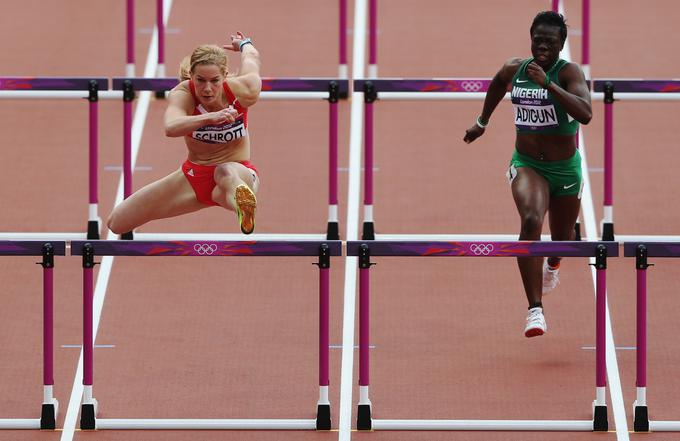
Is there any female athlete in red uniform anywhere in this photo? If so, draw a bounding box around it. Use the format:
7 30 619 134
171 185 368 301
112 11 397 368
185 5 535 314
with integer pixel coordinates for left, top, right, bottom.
108 31 262 235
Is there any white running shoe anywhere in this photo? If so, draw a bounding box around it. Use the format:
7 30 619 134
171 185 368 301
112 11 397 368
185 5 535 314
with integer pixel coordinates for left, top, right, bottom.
542 259 560 294
524 307 547 338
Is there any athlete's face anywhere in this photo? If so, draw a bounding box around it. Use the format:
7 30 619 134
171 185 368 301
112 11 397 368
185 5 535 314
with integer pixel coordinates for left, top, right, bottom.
530 24 563 69
191 63 225 106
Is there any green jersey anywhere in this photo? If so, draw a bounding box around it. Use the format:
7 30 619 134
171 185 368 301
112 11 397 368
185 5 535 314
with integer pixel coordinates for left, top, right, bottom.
510 58 579 135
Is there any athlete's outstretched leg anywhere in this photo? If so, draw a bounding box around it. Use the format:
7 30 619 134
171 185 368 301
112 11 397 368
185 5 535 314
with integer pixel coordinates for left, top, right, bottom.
107 169 205 234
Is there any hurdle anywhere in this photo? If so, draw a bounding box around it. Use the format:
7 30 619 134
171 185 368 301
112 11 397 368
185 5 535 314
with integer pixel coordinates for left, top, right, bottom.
71 239 340 430
592 79 680 241
111 77 348 240
0 77 116 240
354 77 680 242
624 241 680 432
0 241 65 429
346 240 616 431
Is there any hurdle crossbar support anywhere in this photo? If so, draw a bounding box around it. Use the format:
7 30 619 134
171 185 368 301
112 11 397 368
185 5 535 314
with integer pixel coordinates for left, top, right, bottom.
347 240 616 432
362 82 376 240
40 243 58 429
87 80 100 240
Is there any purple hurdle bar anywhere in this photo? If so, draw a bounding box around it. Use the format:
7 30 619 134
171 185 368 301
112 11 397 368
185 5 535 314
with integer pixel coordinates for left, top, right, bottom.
624 242 680 432
112 78 348 239
347 240 616 431
72 240 340 430
0 241 65 429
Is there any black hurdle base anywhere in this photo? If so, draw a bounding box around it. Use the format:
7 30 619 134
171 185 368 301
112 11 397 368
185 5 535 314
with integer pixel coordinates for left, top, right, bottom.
357 404 372 431
87 220 100 240
326 221 339 240
634 405 649 432
40 403 56 430
80 403 96 430
362 222 375 241
602 222 615 241
316 404 331 430
594 405 608 431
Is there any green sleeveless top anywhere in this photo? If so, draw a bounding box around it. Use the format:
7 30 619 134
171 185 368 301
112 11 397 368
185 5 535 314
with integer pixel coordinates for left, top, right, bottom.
510 58 579 135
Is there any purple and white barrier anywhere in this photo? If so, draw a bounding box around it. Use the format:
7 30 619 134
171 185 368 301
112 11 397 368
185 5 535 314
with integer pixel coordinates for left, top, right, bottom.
111 77 349 240
72 239 341 430
347 240 616 432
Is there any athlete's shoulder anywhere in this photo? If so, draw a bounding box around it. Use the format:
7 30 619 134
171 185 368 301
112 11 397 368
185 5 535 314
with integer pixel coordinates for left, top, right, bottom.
497 58 524 83
557 60 586 82
504 57 526 68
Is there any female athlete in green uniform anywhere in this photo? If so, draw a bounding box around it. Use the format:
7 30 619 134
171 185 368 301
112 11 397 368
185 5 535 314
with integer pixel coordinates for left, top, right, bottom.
463 11 592 337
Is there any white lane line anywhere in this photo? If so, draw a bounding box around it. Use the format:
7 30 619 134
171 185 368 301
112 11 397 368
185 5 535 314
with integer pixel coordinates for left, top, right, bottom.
58 1 174 439
561 1 629 438
338 0 368 439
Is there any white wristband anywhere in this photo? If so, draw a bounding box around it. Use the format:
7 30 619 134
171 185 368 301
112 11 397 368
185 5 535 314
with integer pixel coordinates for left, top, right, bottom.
476 116 488 129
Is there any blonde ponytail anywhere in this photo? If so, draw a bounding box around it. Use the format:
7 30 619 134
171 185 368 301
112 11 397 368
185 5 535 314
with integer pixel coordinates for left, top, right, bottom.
178 55 192 81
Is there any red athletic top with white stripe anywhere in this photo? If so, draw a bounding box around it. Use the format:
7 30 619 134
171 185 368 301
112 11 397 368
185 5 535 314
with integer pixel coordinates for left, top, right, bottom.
188 80 249 144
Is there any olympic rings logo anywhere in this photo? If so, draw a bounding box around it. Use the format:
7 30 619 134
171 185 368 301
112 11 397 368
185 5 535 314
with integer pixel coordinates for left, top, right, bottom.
469 243 494 255
193 243 218 255
460 80 484 92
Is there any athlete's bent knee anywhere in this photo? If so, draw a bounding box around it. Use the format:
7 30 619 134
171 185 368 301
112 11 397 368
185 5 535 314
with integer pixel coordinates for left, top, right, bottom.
214 163 239 183
519 212 544 237
107 210 127 235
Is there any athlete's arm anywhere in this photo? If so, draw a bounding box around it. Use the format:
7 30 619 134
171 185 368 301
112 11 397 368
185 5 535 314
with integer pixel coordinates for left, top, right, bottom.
224 32 262 108
164 84 237 137
526 61 591 124
552 62 592 124
463 58 521 144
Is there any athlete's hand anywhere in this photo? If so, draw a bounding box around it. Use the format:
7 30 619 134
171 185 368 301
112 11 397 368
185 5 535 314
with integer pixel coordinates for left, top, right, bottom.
224 31 250 52
526 62 547 87
463 124 485 144
207 106 238 125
